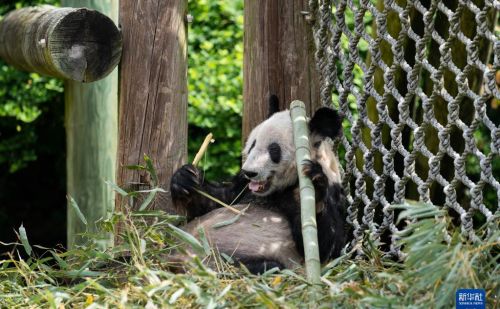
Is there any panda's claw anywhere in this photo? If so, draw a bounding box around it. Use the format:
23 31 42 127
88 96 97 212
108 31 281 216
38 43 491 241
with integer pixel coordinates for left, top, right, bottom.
303 160 324 179
171 164 201 199
302 160 328 194
186 165 198 176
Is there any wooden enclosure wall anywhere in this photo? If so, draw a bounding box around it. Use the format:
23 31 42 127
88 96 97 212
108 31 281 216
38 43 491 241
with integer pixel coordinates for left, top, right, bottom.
117 1 188 213
243 0 321 139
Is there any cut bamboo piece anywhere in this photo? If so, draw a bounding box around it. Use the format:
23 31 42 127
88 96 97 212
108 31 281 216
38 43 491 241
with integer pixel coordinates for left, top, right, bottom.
193 133 214 166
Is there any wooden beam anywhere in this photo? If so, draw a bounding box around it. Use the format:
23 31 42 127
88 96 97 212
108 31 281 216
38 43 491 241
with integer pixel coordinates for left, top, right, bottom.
243 0 321 140
117 0 188 213
0 5 121 82
62 0 119 249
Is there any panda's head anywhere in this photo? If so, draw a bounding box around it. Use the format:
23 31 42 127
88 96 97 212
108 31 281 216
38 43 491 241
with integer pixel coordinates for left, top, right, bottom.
241 107 343 196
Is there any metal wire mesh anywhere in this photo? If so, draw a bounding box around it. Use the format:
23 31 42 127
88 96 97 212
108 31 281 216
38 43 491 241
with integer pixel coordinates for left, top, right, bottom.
308 0 499 256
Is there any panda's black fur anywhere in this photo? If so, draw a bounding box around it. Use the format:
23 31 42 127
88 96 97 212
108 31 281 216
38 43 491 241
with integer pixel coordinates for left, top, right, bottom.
170 106 347 274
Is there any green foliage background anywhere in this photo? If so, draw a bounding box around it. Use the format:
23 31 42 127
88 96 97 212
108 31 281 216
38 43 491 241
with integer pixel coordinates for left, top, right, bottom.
0 0 67 251
187 0 244 179
0 0 244 178
0 1 63 173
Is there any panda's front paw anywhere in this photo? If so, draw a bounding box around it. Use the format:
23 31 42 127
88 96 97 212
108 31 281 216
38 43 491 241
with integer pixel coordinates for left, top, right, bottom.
171 164 201 200
302 160 328 197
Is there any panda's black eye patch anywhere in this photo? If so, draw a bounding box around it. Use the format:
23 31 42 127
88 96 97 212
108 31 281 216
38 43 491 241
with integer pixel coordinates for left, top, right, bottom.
313 141 321 148
268 143 281 163
248 140 256 154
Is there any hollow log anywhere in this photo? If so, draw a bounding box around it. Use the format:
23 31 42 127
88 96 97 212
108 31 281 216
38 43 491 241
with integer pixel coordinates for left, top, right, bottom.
0 5 121 82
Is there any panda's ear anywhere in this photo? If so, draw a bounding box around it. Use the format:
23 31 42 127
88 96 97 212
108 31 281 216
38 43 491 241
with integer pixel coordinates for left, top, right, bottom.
268 94 280 118
309 107 343 139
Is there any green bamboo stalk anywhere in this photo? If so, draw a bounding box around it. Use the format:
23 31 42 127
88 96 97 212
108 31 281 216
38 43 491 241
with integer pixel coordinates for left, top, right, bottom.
290 100 321 284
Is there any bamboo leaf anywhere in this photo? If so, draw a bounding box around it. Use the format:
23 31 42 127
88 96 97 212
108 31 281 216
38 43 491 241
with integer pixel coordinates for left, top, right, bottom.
212 214 242 229
169 288 185 304
105 180 128 196
68 196 87 225
197 227 211 256
217 284 232 300
61 269 104 278
18 224 32 256
144 154 158 186
183 280 202 298
167 224 205 256
140 238 147 255
125 164 146 170
138 190 157 211
50 251 68 269
220 252 234 264
133 188 167 194
212 204 249 229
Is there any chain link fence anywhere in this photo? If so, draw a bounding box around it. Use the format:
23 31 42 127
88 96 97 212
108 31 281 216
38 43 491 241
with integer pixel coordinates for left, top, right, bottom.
308 0 499 257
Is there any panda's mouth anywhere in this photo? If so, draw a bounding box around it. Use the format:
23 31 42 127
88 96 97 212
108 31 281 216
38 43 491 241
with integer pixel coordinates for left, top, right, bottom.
248 179 271 194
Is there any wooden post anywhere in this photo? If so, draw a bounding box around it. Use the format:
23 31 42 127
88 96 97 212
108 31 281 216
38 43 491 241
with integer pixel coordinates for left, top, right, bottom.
117 1 188 213
62 0 119 249
0 5 121 82
243 0 321 139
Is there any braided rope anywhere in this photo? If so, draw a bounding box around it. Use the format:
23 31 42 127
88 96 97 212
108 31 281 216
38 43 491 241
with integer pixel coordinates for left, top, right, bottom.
308 0 499 256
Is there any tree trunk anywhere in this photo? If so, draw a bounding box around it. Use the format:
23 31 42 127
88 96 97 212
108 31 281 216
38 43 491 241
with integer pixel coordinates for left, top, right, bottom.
0 5 121 82
117 0 188 213
62 0 119 250
243 0 321 140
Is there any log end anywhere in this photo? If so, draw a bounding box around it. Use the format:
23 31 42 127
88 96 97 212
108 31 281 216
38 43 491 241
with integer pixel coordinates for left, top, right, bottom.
0 6 122 82
50 8 122 82
48 8 122 82
290 100 306 110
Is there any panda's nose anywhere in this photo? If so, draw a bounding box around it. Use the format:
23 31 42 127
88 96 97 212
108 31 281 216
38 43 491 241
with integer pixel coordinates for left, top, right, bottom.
241 169 258 179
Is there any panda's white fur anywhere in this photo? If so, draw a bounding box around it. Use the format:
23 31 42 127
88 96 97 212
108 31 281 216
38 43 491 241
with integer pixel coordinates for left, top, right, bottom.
170 107 347 273
242 111 297 196
241 111 341 196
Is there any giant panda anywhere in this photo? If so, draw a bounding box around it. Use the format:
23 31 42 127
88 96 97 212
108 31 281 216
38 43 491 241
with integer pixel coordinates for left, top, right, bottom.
170 104 347 274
